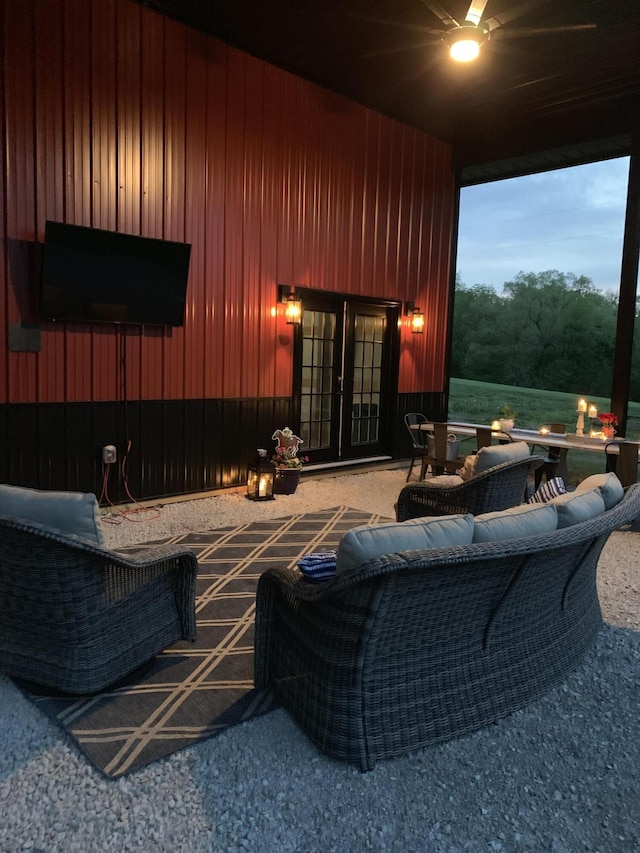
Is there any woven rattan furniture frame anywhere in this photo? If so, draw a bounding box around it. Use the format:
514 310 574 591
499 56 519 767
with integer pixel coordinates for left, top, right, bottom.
396 455 544 520
254 484 640 771
0 516 198 694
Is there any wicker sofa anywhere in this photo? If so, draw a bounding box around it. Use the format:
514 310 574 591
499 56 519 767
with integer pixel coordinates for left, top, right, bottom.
255 480 640 771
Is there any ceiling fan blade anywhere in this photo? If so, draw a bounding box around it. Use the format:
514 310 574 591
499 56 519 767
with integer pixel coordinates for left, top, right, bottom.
484 0 553 31
465 0 489 26
491 23 597 38
359 38 440 59
417 1 460 29
349 12 442 36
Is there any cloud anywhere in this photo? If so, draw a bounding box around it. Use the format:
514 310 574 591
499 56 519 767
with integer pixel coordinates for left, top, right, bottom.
457 157 629 293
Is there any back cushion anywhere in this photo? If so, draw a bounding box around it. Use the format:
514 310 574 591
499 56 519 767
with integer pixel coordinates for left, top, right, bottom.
473 441 531 475
473 502 558 544
336 514 474 574
574 472 624 510
0 484 104 545
550 488 606 528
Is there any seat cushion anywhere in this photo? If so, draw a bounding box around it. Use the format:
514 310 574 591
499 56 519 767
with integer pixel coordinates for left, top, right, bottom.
473 440 531 475
473 502 558 543
336 514 474 574
424 475 464 488
0 484 104 545
549 488 606 528
574 472 624 510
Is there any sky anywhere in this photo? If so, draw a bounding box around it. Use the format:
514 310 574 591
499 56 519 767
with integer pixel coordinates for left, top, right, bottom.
456 156 631 294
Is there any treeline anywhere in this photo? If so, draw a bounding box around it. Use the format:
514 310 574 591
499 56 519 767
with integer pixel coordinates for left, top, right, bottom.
451 270 640 399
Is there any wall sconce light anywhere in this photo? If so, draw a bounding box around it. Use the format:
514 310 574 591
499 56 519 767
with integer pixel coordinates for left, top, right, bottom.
246 449 275 501
278 284 302 325
405 301 425 334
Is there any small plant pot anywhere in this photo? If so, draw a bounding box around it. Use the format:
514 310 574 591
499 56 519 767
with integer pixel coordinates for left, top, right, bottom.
273 468 302 495
499 418 514 432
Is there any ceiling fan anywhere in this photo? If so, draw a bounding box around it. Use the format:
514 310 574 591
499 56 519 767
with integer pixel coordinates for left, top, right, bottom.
357 0 597 63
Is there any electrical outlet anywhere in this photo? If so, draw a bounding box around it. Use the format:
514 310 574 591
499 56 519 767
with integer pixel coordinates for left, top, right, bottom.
103 445 117 464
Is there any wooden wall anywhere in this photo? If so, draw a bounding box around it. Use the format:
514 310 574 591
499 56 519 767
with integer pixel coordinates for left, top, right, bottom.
0 0 455 497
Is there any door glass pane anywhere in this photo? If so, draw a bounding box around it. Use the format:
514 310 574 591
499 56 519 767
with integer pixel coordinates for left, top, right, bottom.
350 314 385 447
300 309 335 451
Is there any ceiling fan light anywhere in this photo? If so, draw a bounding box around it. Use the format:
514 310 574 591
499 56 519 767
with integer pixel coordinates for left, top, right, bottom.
450 38 481 62
443 24 489 63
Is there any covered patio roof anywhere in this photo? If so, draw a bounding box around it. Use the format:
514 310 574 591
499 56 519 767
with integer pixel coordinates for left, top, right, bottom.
140 0 640 431
139 0 640 179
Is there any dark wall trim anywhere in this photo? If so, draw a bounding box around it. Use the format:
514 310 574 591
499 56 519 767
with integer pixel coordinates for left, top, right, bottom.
0 393 439 501
611 135 640 436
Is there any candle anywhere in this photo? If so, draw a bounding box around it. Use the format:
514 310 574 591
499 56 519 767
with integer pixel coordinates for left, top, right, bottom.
578 399 587 412
259 476 268 497
588 405 598 418
539 427 550 436
491 420 500 430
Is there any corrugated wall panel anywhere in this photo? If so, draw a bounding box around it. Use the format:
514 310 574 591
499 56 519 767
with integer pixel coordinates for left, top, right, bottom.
202 41 227 400
34 4 65 402
1 0 454 408
162 17 187 399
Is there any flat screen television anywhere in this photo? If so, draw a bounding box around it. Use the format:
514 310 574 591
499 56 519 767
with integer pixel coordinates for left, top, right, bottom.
40 221 191 326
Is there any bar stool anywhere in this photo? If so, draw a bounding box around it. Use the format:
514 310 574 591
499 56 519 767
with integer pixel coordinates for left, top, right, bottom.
605 440 640 488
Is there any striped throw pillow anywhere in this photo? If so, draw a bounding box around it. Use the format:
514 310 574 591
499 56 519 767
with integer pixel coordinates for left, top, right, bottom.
296 550 337 582
527 477 567 504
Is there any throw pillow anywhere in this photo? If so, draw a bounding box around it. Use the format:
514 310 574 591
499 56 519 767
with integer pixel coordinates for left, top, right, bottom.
527 476 567 504
0 484 104 545
549 488 606 528
473 502 558 544
297 550 337 582
459 455 477 481
473 440 531 475
574 472 624 510
335 514 474 574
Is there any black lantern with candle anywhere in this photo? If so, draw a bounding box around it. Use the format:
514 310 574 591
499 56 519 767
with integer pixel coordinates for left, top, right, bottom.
246 449 275 501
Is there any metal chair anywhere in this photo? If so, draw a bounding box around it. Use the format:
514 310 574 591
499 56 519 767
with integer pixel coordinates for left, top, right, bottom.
403 413 433 482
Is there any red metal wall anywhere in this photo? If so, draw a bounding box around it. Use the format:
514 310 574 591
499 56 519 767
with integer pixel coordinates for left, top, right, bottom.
1 0 455 406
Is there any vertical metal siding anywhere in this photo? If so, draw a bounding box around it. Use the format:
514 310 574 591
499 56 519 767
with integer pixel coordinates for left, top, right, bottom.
1 0 454 408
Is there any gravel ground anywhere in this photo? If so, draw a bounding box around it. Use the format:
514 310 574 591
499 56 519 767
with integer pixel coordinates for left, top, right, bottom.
1 467 639 853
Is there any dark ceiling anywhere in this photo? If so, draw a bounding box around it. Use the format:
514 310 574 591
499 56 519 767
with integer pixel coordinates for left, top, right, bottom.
140 0 640 182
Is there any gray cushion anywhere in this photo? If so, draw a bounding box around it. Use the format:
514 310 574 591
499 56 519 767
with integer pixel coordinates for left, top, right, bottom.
0 484 104 545
574 472 624 510
473 440 531 474
336 514 474 574
550 488 606 528
473 502 558 544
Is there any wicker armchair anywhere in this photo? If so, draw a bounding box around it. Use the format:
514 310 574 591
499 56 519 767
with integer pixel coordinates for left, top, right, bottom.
254 484 640 771
396 455 544 520
0 516 198 694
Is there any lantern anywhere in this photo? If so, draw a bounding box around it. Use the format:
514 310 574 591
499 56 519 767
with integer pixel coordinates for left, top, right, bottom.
246 449 275 501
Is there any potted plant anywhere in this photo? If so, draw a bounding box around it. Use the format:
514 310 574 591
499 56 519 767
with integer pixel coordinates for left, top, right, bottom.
271 427 309 494
598 412 618 439
496 404 517 432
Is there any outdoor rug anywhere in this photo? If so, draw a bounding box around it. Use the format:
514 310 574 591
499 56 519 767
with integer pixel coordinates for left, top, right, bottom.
16 505 389 778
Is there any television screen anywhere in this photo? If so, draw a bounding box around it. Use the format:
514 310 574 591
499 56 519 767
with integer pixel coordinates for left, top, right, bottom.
40 221 191 326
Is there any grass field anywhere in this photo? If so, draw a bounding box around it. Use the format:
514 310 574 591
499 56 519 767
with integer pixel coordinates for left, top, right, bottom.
448 378 640 484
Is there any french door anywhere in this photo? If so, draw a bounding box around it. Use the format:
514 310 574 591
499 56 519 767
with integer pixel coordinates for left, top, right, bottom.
293 295 399 464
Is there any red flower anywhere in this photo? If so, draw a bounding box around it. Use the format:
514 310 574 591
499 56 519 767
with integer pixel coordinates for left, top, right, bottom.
598 412 618 426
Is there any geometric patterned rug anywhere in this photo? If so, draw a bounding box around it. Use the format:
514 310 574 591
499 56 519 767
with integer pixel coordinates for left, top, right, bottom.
17 506 389 778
